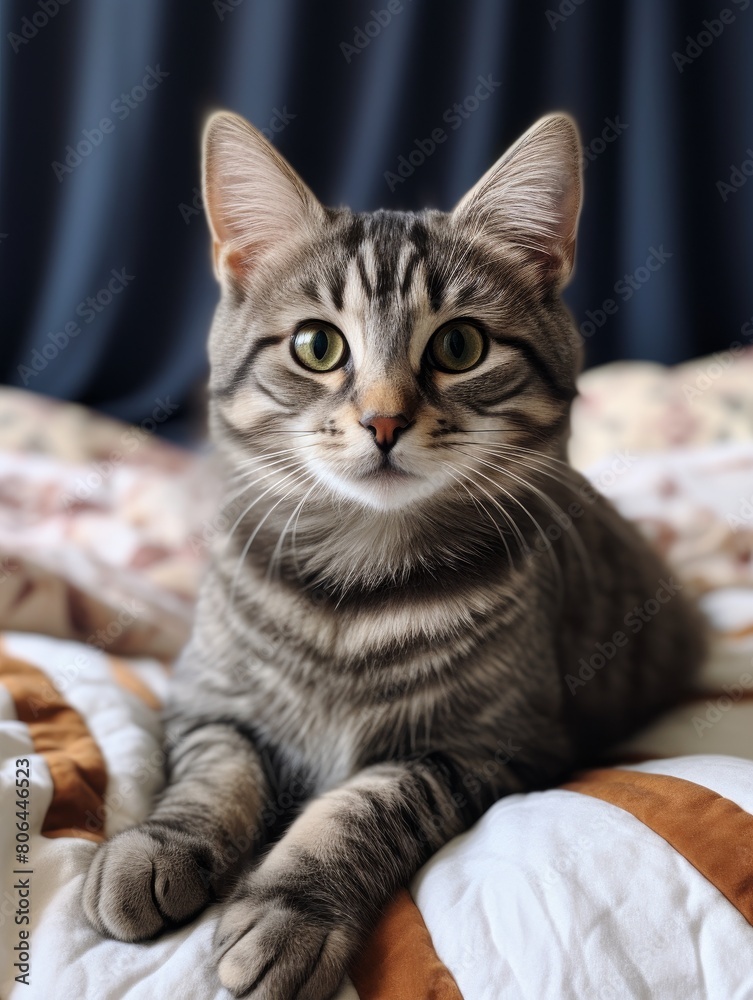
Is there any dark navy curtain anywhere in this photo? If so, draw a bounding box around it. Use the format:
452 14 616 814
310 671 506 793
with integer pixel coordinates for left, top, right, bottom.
1 0 751 439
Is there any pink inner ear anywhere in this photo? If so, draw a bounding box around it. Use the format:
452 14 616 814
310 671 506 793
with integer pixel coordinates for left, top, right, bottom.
523 241 573 288
217 240 256 283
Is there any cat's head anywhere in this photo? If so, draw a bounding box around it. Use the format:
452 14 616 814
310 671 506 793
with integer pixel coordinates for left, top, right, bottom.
202 111 582 516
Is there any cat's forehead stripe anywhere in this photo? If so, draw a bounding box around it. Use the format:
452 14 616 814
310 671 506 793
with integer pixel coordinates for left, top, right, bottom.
355 251 373 301
316 213 452 315
309 212 438 312
326 268 345 311
398 244 419 301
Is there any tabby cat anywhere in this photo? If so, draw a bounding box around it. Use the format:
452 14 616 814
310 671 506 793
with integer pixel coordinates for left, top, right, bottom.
82 110 704 999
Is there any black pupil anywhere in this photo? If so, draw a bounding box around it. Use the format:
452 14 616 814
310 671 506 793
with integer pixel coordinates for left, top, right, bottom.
312 329 329 360
448 329 466 359
311 330 329 361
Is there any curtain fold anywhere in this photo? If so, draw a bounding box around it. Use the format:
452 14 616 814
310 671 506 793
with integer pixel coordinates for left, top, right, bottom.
1 0 749 438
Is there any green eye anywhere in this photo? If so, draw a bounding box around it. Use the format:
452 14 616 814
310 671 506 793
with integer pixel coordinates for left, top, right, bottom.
428 322 486 372
292 323 348 372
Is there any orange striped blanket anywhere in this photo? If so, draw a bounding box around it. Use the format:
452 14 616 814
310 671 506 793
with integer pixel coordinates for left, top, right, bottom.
0 351 752 999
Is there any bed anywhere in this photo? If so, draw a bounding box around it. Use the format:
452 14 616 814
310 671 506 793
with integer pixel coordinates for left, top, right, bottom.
1 350 752 999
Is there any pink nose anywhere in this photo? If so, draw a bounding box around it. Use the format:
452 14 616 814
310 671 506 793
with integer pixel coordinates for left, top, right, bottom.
359 413 410 452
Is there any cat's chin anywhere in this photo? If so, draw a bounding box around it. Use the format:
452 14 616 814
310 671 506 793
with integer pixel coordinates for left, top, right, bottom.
311 463 443 512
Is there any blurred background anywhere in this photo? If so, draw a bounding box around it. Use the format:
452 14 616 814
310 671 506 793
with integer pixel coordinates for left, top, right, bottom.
1 0 752 440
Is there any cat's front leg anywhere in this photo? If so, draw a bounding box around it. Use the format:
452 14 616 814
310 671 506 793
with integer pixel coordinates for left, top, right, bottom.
215 755 509 1000
83 717 270 942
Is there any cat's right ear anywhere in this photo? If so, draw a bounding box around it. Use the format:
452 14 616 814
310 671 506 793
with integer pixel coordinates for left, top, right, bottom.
451 114 582 291
202 111 325 286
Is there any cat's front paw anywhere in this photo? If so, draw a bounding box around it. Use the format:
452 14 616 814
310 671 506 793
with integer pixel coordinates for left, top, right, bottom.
82 824 214 941
215 887 354 1000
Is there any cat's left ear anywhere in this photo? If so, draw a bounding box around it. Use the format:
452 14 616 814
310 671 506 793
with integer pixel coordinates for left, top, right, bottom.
202 110 325 285
452 113 582 290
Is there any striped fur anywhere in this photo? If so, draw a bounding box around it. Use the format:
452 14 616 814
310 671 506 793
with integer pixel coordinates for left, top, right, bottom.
82 112 705 999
